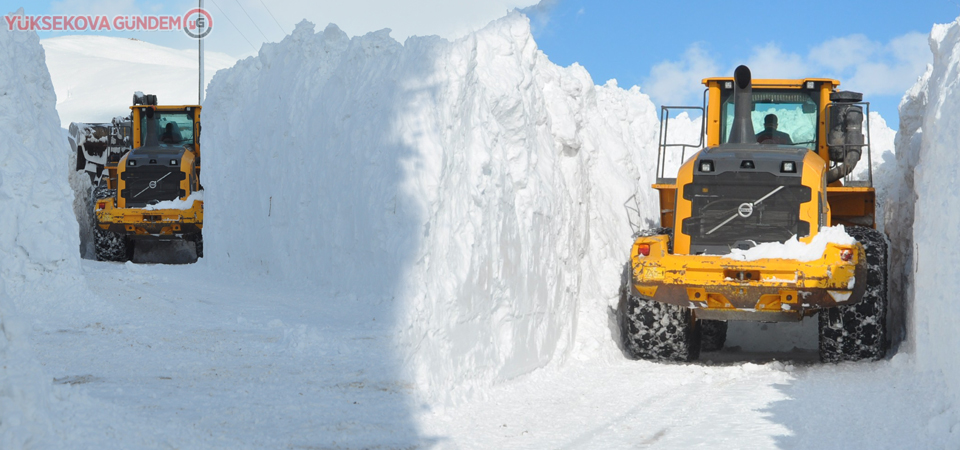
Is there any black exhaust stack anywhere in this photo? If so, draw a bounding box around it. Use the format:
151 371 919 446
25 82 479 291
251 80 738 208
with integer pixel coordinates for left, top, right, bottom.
728 65 755 144
144 106 159 147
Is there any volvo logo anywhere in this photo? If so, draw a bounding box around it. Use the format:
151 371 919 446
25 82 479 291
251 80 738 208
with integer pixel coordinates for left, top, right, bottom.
738 202 754 218
149 181 158 189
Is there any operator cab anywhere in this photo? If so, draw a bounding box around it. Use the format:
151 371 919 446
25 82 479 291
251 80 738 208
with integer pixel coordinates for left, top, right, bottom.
719 89 819 148
147 111 196 149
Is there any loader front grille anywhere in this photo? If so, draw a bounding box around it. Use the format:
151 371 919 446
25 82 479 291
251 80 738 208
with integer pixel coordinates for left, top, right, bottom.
120 165 186 208
682 172 812 255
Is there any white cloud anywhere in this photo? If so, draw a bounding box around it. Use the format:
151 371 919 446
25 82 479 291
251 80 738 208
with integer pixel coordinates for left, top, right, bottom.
642 43 719 107
808 34 878 72
845 32 929 96
742 43 808 79
645 32 930 106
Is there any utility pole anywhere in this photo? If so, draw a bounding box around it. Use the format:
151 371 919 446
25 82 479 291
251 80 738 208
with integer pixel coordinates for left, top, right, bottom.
198 0 205 105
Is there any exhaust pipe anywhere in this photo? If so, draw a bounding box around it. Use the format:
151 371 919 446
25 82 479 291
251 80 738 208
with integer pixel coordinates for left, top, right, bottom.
728 65 755 144
144 107 159 147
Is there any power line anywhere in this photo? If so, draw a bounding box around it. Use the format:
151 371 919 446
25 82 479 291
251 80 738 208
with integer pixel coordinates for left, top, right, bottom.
232 0 270 42
257 0 287 36
208 0 258 52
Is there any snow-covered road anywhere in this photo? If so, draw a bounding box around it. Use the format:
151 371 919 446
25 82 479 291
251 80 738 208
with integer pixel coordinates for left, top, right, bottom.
32 259 422 448
23 257 949 449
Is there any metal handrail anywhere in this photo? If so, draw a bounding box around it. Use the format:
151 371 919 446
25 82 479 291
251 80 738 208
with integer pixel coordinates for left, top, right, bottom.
655 89 707 182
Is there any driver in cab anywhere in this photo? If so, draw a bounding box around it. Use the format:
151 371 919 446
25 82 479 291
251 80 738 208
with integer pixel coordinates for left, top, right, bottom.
756 114 793 145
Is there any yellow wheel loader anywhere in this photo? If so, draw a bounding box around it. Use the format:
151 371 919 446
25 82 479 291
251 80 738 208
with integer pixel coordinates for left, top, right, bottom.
90 93 204 262
618 66 886 363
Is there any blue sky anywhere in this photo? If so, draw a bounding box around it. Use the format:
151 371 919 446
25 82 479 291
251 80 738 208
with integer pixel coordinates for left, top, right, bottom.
7 0 959 124
524 0 960 125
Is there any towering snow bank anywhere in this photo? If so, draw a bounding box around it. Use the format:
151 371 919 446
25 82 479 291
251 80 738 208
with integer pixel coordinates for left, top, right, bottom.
0 24 82 448
892 18 960 407
203 14 662 401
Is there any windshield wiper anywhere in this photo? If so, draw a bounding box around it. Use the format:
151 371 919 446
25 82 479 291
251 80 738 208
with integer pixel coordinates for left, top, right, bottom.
705 186 785 235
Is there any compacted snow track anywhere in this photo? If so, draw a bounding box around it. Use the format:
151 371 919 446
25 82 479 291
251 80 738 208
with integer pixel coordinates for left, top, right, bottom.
23 257 946 449
31 259 425 448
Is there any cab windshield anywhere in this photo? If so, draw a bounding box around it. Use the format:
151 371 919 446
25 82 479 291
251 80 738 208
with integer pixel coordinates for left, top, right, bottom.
141 111 195 147
719 89 819 147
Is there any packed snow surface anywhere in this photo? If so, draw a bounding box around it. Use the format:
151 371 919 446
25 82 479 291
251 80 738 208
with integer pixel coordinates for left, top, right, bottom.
722 225 857 262
6 6 959 449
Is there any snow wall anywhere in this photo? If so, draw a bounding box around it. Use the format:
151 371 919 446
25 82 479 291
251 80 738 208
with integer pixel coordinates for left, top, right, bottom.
890 17 960 411
0 24 82 448
202 13 665 402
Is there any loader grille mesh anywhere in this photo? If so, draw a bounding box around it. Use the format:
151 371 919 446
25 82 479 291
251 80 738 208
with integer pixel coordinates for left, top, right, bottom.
120 165 186 208
682 172 812 255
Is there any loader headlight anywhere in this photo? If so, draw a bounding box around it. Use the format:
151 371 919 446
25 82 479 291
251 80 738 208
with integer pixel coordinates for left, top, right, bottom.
170 159 178 165
781 161 797 173
128 159 137 167
699 160 714 173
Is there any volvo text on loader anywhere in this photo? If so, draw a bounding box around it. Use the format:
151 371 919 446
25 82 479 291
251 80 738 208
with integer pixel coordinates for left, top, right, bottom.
618 66 887 363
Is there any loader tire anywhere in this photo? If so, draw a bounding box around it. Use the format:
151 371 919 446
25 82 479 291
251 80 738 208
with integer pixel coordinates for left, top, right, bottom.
93 188 131 262
618 292 700 362
699 320 728 352
94 227 131 262
818 226 888 362
93 186 114 202
193 232 203 259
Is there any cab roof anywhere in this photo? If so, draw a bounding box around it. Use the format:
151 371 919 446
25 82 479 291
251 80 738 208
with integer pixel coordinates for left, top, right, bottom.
701 77 841 89
130 105 202 111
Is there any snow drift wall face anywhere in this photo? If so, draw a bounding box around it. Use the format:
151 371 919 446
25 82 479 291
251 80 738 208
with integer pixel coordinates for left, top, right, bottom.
0 27 79 296
203 14 662 401
0 25 81 448
897 20 960 398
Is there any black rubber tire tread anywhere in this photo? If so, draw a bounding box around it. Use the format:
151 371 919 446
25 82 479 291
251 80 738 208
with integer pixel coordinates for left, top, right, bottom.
94 227 129 262
93 186 115 202
699 320 728 352
618 293 701 362
818 226 888 362
618 227 698 362
92 187 131 262
194 232 203 259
